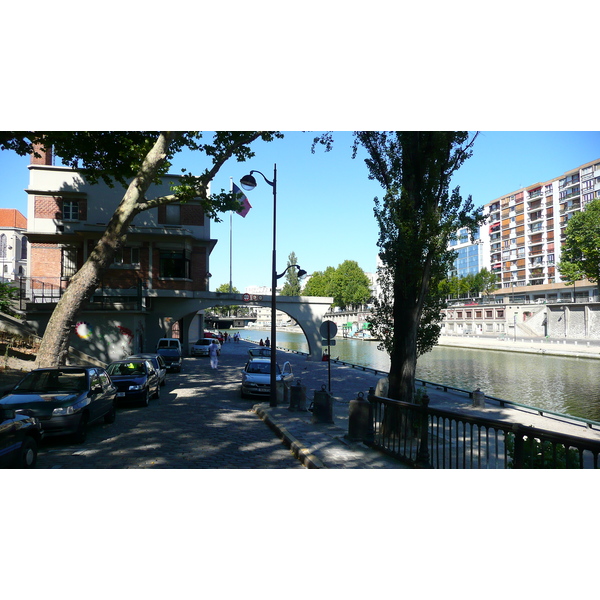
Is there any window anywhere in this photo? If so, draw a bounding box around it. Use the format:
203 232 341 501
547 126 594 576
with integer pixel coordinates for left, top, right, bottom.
62 200 79 220
61 247 78 277
20 236 27 259
165 205 181 225
0 234 6 258
159 250 190 278
113 246 140 266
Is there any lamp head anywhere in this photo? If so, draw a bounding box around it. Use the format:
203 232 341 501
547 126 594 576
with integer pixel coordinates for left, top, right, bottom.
240 173 257 191
297 268 307 278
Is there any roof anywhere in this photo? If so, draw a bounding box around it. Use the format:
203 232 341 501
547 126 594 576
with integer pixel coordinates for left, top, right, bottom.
0 209 26 229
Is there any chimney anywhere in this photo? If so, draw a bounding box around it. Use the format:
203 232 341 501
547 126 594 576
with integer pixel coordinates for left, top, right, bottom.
31 141 53 165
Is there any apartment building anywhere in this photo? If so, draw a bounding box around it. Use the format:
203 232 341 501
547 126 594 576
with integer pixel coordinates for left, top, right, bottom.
0 208 27 283
23 146 215 362
449 157 600 302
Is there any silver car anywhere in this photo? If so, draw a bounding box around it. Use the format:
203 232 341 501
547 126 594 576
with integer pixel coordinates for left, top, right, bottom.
240 357 293 399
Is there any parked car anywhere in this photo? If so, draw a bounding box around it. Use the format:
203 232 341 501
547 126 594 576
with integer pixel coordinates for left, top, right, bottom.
0 367 117 444
204 331 224 344
248 347 271 358
0 407 43 468
240 357 294 399
129 353 167 386
106 359 160 406
191 338 214 356
156 337 182 372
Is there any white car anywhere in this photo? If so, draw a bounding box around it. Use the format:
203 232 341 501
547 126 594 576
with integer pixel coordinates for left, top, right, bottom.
191 339 221 356
240 357 293 399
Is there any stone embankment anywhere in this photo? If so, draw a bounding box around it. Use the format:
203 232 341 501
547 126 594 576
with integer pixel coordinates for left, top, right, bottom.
437 334 600 360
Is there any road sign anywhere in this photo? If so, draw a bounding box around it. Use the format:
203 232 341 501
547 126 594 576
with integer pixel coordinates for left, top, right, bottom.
322 339 336 346
320 320 338 340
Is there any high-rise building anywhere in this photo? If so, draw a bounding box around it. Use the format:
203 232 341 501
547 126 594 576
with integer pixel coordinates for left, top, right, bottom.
450 157 600 294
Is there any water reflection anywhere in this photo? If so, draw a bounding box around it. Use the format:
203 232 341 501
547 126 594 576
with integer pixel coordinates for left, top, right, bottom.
235 329 600 421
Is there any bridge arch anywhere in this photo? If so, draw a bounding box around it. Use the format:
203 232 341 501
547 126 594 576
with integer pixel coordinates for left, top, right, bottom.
148 291 333 361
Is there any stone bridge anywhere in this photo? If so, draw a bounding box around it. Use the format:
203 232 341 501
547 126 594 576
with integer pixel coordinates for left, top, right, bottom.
150 291 334 361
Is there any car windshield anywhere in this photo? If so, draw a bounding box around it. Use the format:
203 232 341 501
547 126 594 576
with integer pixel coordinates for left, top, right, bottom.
14 370 88 393
194 340 209 345
158 340 178 348
246 362 280 375
107 362 147 376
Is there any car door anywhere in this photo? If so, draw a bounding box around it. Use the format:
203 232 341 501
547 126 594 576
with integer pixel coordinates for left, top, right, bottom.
145 361 158 394
98 369 116 412
281 362 293 385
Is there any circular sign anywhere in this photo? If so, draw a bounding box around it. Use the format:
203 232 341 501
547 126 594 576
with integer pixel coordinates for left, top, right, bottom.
243 293 250 302
320 320 338 340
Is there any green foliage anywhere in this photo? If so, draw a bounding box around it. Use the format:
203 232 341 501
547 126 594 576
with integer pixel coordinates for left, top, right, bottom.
558 199 600 290
354 131 484 401
280 251 303 296
441 268 499 300
505 433 581 469
0 281 19 314
0 131 284 223
302 261 371 309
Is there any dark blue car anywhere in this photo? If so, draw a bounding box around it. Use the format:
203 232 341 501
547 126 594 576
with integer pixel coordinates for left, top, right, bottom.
0 407 43 468
106 359 160 406
0 367 116 444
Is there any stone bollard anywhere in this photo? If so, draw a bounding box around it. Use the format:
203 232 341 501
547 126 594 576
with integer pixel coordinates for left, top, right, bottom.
288 379 307 412
472 387 485 408
347 391 374 444
311 385 334 424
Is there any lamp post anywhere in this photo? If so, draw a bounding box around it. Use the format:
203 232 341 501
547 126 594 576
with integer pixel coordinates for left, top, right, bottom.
241 166 305 407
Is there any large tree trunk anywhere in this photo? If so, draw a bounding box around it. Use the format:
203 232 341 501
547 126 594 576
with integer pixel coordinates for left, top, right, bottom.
34 133 174 368
387 302 419 403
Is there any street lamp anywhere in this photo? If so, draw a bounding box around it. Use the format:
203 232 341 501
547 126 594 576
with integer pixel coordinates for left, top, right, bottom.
241 165 298 407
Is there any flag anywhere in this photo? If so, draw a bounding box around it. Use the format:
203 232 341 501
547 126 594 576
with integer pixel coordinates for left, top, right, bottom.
233 183 252 218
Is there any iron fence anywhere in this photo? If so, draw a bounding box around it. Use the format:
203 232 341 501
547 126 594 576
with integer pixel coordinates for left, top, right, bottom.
18 277 144 311
368 392 600 469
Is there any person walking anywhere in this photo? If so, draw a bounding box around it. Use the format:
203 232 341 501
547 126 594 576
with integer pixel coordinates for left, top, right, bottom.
209 339 220 369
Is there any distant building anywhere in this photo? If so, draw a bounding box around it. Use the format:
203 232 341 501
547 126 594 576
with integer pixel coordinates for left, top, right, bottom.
0 208 27 282
448 157 600 302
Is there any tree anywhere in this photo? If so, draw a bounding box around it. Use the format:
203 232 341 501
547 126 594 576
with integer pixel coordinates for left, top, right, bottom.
302 262 371 309
280 251 303 296
475 267 498 299
330 260 371 310
1 131 282 367
356 131 483 403
558 199 600 296
0 281 19 315
303 267 336 297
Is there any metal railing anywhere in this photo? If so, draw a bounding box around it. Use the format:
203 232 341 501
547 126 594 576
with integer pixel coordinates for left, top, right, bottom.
367 392 600 469
18 277 144 311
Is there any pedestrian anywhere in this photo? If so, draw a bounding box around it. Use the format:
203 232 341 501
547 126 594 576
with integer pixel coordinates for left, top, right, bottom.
265 337 270 347
259 339 264 346
209 339 219 369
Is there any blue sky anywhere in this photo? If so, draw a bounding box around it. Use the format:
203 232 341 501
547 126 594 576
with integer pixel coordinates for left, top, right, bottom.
1 131 599 292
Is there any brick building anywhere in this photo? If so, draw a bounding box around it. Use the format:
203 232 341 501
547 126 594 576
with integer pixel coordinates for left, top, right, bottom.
24 145 215 362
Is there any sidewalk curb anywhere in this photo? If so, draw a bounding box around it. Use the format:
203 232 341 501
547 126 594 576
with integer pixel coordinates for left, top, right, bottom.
253 405 326 469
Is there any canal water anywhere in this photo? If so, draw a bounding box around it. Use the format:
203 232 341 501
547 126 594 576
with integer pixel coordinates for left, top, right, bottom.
235 329 600 422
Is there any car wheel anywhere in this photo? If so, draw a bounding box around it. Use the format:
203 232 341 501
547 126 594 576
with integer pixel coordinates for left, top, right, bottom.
141 389 150 407
104 401 117 424
18 436 38 468
161 377 166 387
153 383 160 400
73 412 89 444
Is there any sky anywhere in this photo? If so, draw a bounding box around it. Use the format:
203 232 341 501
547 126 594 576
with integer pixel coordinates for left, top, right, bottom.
1 131 599 292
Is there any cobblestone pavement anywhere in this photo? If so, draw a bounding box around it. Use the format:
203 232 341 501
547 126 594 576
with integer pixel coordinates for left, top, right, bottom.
35 347 305 469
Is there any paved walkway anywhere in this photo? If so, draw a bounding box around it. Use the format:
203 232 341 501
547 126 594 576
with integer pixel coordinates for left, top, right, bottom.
27 338 600 469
